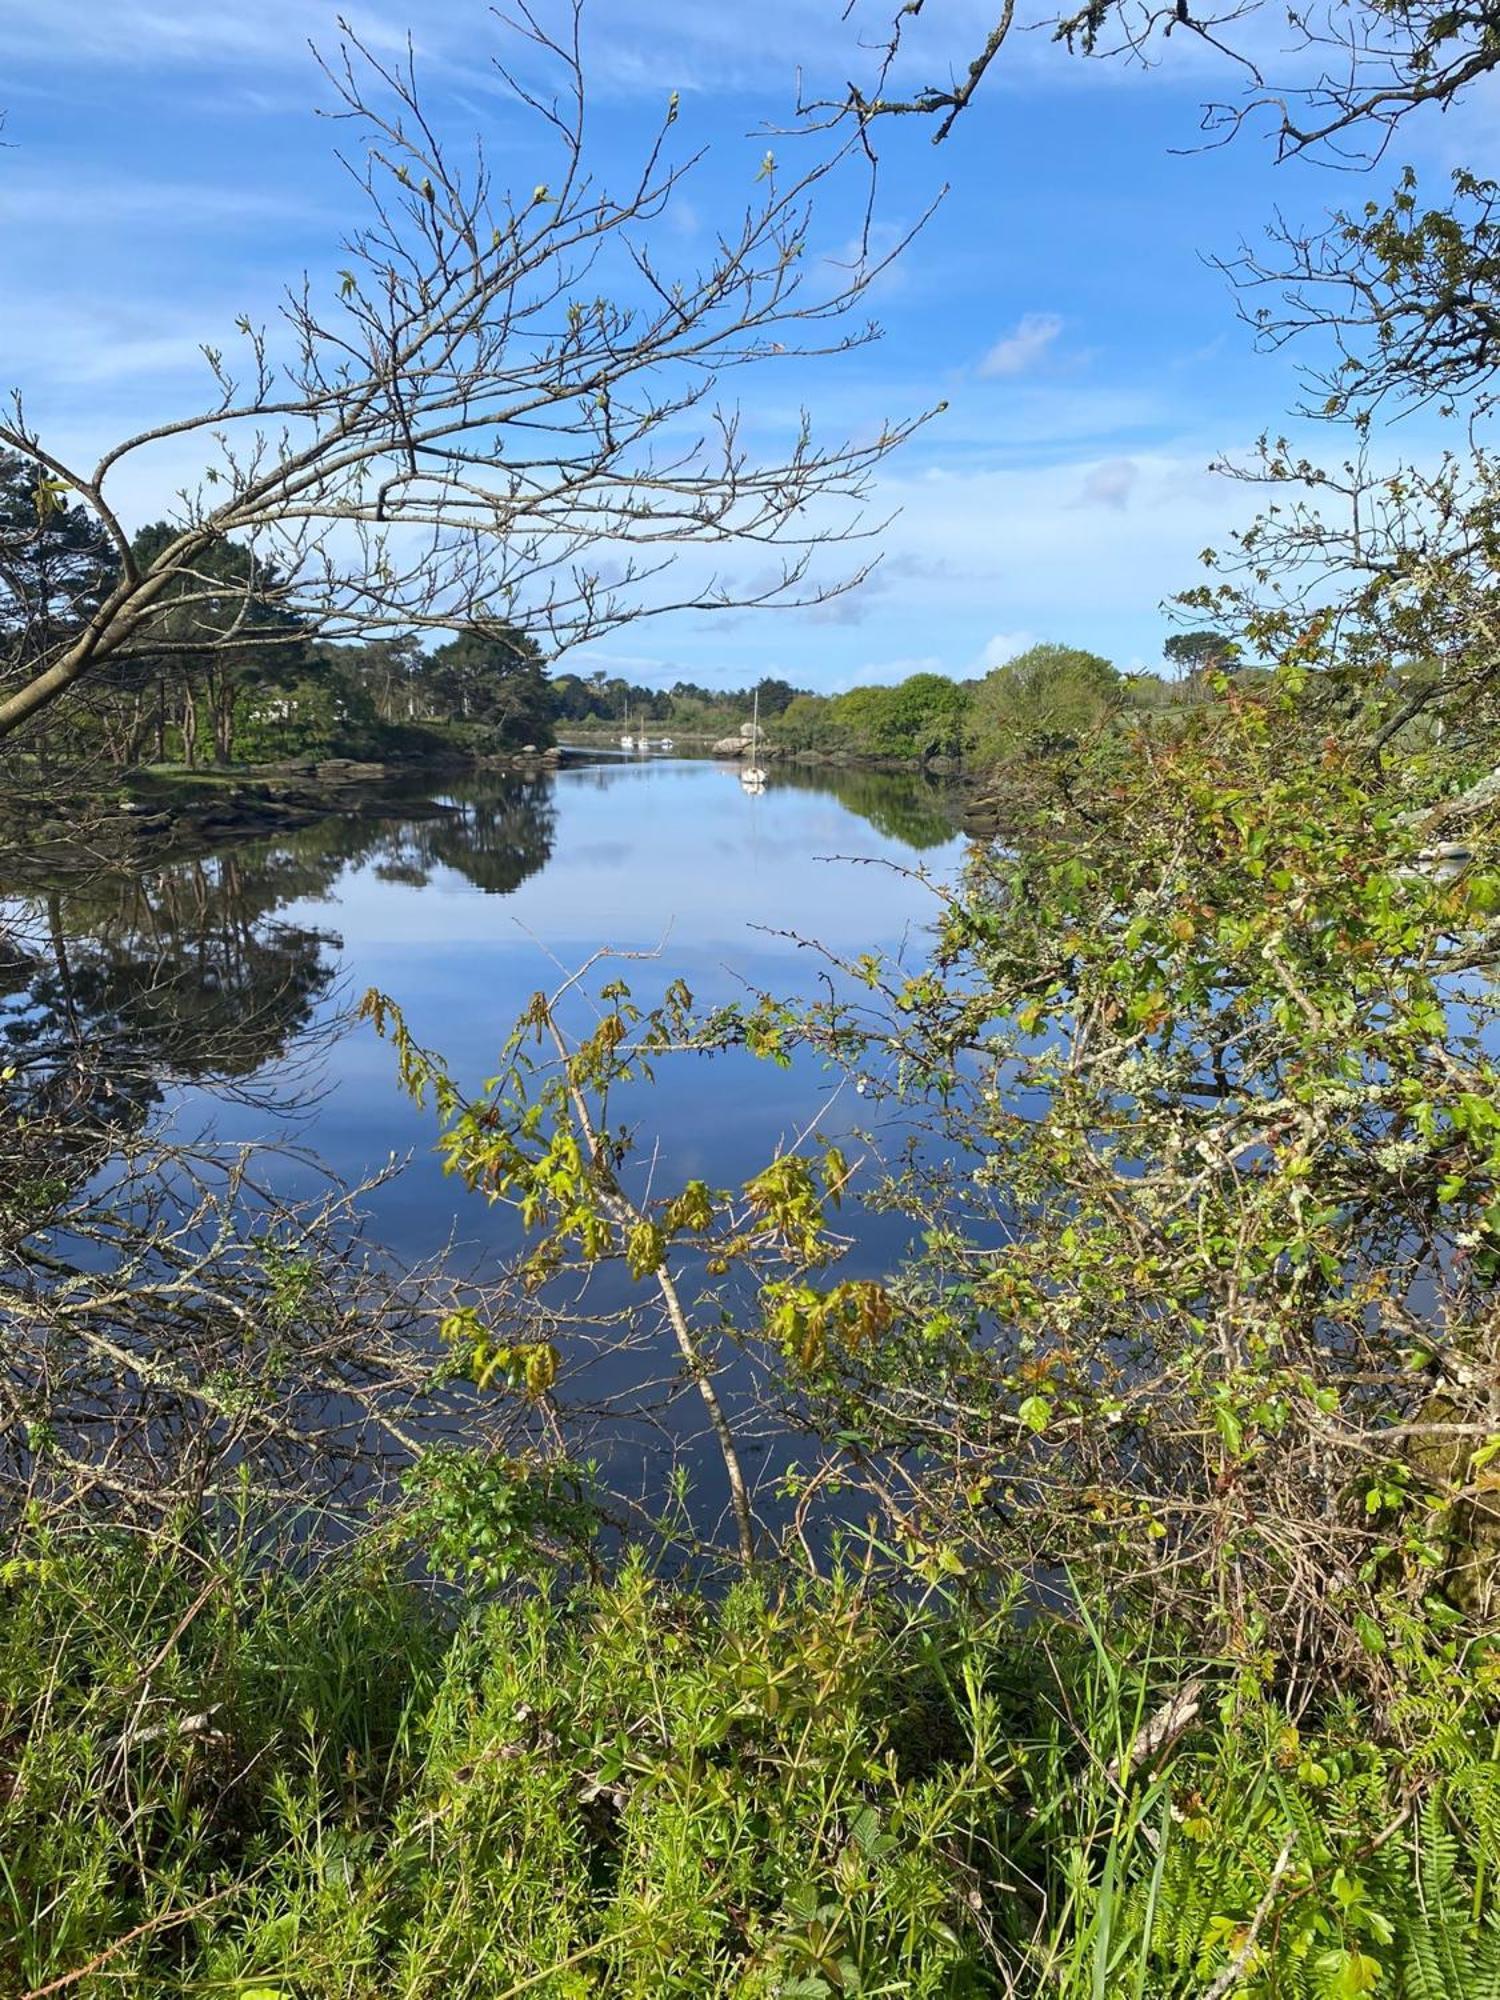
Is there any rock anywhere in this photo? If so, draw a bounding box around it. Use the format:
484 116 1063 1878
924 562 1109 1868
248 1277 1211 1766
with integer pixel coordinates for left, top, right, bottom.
542 746 564 762
925 755 961 774
711 735 746 757
314 759 388 783
738 720 758 739
521 743 538 755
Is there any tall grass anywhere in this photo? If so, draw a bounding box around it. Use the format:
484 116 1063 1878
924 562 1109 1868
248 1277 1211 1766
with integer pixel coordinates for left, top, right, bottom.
2 1524 1497 1996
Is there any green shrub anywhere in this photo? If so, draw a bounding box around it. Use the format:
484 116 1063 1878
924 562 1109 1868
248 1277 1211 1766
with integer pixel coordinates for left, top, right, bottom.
5 1526 1499 1997
0 1532 1003 1997
826 674 971 761
965 641 1121 765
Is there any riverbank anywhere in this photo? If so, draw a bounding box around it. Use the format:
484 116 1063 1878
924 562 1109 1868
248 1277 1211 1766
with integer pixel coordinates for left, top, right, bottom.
562 720 965 776
560 724 1006 834
7 1519 1491 1998
0 746 578 878
0 739 998 885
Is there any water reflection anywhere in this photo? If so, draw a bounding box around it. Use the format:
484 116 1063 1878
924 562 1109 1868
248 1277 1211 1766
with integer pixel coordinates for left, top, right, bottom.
765 763 961 852
0 780 560 1119
364 776 558 895
0 760 964 1538
1 761 960 1188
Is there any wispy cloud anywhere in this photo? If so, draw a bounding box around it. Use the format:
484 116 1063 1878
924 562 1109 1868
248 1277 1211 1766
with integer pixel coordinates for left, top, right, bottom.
831 654 944 692
1 169 327 231
0 296 226 392
978 311 1063 379
1075 456 1139 509
979 629 1037 669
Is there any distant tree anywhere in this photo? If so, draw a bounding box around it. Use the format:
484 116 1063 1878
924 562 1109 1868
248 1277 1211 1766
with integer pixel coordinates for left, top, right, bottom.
827 685 898 755
548 673 597 724
775 693 840 752
966 643 1120 766
127 523 311 766
422 627 554 746
669 680 718 708
633 683 673 723
234 662 380 762
753 676 798 718
1164 630 1237 680
822 673 969 760
880 672 970 758
334 635 426 723
1119 670 1178 711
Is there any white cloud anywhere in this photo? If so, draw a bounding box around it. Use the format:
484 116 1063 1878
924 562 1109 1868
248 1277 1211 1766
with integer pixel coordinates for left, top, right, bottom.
781 445 1250 675
978 312 1063 379
0 0 1376 138
0 169 328 231
979 629 1036 669
1075 457 1139 509
830 654 944 692
0 297 228 393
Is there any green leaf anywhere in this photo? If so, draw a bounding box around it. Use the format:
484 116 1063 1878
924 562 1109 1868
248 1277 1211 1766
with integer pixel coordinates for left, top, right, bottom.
1354 1611 1387 1656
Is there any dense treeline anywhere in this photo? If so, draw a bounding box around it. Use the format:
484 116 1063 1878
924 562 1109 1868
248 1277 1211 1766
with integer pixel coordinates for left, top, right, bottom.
553 642 1237 762
770 642 1230 763
4 453 1228 776
549 670 807 730
0 453 554 769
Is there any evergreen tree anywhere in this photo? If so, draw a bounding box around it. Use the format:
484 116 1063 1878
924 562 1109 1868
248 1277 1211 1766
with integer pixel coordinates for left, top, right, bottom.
0 452 118 684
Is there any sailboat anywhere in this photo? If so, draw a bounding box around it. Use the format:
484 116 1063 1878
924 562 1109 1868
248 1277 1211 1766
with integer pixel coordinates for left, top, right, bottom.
619 702 634 752
740 688 767 793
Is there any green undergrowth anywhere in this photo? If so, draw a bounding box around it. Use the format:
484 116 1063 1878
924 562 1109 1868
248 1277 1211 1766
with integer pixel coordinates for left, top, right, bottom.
2 1526 1498 1997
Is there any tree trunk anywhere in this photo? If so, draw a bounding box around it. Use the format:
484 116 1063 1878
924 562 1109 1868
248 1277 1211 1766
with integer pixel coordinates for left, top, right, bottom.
212 671 235 765
120 693 153 768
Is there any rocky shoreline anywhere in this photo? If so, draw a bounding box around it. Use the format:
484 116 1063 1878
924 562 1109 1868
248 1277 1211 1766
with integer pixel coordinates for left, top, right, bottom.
2 736 1007 879
4 744 572 878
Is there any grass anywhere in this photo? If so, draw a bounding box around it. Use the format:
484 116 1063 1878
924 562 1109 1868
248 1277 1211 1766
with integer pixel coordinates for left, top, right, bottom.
2 1520 1499 1997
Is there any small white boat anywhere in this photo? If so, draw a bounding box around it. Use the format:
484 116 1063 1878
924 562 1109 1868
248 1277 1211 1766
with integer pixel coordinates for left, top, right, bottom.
659 737 674 752
619 734 634 750
739 690 766 790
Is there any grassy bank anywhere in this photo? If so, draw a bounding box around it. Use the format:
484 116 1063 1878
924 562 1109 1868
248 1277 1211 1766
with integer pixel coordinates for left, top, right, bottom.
4 1523 1498 1997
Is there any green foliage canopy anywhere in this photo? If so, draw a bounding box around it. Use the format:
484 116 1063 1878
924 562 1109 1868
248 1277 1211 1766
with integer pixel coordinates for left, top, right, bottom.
965 641 1121 762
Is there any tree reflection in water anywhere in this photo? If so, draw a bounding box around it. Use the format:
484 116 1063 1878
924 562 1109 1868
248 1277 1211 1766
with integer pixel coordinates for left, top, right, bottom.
757 763 961 851
0 762 964 1542
0 774 560 1154
0 774 560 1533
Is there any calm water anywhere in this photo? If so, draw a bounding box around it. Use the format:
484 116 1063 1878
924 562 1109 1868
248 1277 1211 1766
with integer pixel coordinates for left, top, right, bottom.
2 757 967 1536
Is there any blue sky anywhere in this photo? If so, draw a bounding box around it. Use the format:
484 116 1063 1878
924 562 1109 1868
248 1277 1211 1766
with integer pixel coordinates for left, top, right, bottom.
2 1 1491 689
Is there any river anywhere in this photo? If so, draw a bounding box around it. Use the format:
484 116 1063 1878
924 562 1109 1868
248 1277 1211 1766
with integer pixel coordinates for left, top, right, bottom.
1 756 967 1545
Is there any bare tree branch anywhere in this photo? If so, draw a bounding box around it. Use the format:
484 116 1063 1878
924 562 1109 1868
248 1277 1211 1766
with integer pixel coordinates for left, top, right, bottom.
0 4 934 741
